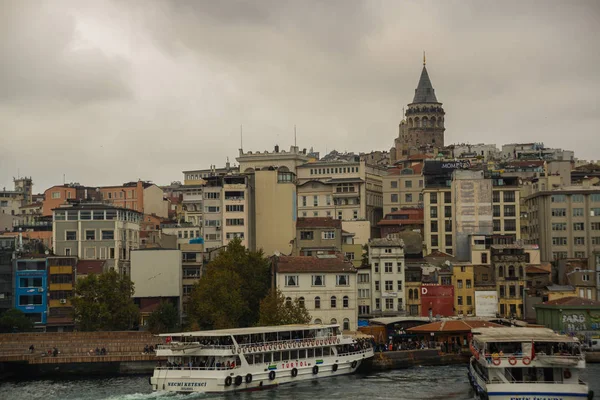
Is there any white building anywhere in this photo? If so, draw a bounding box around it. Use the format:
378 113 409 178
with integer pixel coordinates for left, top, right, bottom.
274 253 358 331
368 237 406 316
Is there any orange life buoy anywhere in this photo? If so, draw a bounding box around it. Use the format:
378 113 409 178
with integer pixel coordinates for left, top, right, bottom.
564 369 571 379
492 358 501 366
508 356 517 365
522 356 531 365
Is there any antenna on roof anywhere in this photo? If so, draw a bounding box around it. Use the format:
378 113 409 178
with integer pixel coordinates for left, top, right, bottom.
240 124 243 151
423 51 426 66
294 124 297 147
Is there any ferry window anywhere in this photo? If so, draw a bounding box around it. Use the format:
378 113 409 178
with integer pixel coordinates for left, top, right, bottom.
254 354 262 364
264 353 271 363
282 351 289 361
291 350 298 360
299 349 306 359
314 297 321 309
245 355 254 365
323 347 331 356
315 348 322 358
273 352 281 362
307 348 314 358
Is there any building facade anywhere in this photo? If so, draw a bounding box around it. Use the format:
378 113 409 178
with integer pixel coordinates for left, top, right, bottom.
274 253 358 331
46 256 77 331
14 257 47 327
367 238 406 316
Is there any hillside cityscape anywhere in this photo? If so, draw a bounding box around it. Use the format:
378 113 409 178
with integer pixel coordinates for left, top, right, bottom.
1 58 599 340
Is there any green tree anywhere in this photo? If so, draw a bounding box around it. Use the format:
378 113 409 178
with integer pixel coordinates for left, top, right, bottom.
0 308 34 333
146 301 179 334
361 243 369 267
71 269 140 331
258 288 311 326
187 238 271 329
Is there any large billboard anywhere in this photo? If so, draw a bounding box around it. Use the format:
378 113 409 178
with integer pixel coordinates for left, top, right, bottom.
475 291 498 317
420 285 454 317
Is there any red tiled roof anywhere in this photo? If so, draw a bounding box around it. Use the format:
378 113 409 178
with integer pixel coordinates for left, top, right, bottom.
276 253 356 273
526 265 551 275
407 320 502 333
378 208 424 226
542 297 600 307
296 217 341 229
76 260 106 275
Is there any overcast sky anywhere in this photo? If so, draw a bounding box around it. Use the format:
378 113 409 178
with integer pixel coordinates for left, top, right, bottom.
1 0 599 192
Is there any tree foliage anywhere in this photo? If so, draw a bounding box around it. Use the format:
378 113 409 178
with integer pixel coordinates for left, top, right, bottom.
71 269 140 331
0 308 34 333
188 238 271 329
147 301 179 334
258 288 311 326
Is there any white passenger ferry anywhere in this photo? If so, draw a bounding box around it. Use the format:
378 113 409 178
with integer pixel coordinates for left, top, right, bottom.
149 324 374 393
468 327 594 400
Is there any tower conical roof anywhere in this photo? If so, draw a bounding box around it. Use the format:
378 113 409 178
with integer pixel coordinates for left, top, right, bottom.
412 66 438 103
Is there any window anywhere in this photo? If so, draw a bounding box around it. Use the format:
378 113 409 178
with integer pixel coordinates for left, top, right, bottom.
285 275 298 286
345 252 355 260
397 263 402 273
326 195 332 206
493 191 500 203
583 274 590 282
573 208 584 217
405 180 412 188
312 275 324 286
445 235 452 247
430 221 438 232
314 296 321 309
353 210 358 219
52 192 61 199
444 206 452 218
330 296 337 308
592 222 600 230
337 210 342 220
573 222 585 231
552 208 567 217
467 296 472 306
385 298 394 310
301 196 307 207
20 277 43 287
336 275 349 286
405 193 413 202
430 207 438 218
385 280 393 291
205 206 220 213
65 248 71 256
226 232 245 240
493 205 501 217
375 281 380 291
445 220 452 232
343 318 350 331
336 183 355 193
574 237 585 246
430 193 437 204
374 263 379 273
504 205 516 217
466 279 472 288
504 219 516 232
205 192 220 200
322 231 335 240
551 195 566 203
101 230 114 240
19 295 43 305
457 280 463 289
592 194 600 202
343 296 349 308
481 253 488 263
552 237 567 246
85 230 95 240
592 237 600 245
444 192 451 203
358 273 369 283
313 195 319 207
572 194 584 203
431 235 438 247
300 231 314 240
591 208 600 216
384 248 392 254
553 251 568 260
390 180 398 189
358 289 370 298
66 231 76 241
397 280 402 291
390 193 399 203
552 223 567 231
509 285 516 297
503 191 515 202
457 296 463 306
384 262 393 273
226 218 244 226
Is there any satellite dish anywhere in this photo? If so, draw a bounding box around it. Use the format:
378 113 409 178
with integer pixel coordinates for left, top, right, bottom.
45 250 49 255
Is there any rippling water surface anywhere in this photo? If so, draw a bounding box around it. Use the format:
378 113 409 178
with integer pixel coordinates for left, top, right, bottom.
1 364 599 400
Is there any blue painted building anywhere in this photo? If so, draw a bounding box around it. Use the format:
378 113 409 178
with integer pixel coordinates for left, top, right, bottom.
14 257 48 326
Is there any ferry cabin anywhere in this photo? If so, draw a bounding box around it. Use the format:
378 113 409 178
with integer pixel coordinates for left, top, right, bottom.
152 324 374 393
468 327 590 400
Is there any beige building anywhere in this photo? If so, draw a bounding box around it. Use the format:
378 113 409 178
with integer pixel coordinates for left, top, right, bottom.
523 183 600 262
237 145 310 174
296 159 384 238
52 203 142 275
294 217 342 256
252 169 297 256
273 253 358 331
367 237 406 316
382 156 427 216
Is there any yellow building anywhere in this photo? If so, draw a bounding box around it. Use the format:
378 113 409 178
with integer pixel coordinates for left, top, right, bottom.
452 262 475 316
46 256 77 331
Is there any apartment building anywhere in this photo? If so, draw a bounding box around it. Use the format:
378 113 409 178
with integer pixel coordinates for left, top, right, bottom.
423 161 520 257
273 253 358 331
43 180 169 218
237 145 311 174
452 262 475 317
294 217 342 256
491 245 529 319
382 156 427 216
13 257 47 327
405 265 422 316
0 236 15 314
46 256 77 331
557 258 597 300
367 237 406 316
52 203 142 275
523 183 600 262
296 159 384 239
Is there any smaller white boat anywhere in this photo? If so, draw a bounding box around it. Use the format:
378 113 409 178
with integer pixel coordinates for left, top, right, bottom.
467 327 593 400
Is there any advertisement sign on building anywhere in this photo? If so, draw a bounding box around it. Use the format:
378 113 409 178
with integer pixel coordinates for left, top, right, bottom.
475 291 498 317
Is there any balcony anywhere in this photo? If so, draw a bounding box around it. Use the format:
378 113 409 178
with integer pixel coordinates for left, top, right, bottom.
49 283 73 291
49 299 72 307
49 266 73 275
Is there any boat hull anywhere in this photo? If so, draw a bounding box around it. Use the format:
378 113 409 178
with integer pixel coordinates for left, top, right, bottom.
151 352 371 393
